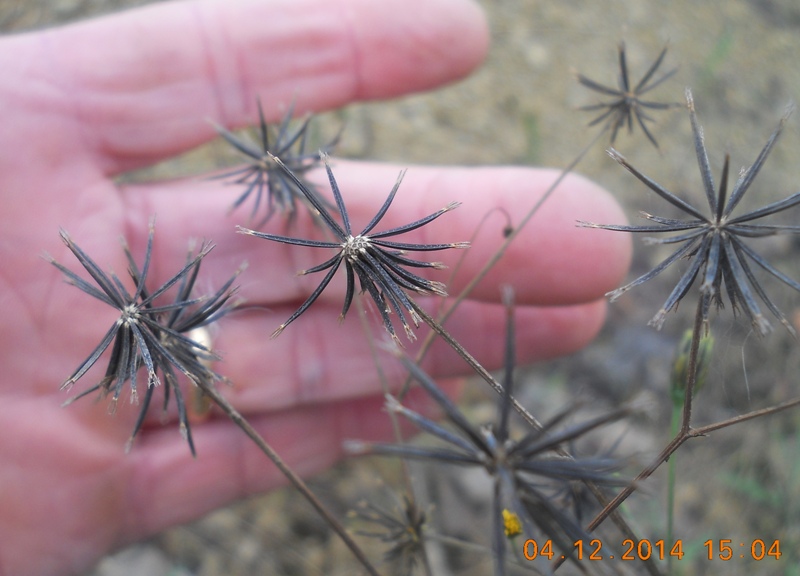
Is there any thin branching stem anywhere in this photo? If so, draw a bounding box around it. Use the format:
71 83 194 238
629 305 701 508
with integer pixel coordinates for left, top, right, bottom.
409 299 541 430
690 395 800 435
584 433 690 537
567 301 700 566
562 300 800 573
554 300 707 574
355 294 432 574
578 300 704 534
443 129 607 330
413 298 660 575
401 131 654 573
680 301 705 432
400 129 605 403
197 383 382 576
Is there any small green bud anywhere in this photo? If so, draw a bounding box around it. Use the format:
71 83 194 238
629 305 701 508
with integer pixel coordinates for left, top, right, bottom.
670 328 714 404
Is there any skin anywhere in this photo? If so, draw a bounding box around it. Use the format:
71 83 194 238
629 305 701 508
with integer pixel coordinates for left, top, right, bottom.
0 0 631 574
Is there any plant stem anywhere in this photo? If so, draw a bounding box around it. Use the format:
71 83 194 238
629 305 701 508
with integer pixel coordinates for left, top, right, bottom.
690 395 800 435
356 295 432 574
413 298 659 576
553 300 708 574
600 298 705 521
399 129 605 404
410 299 542 431
679 301 706 433
198 382 383 576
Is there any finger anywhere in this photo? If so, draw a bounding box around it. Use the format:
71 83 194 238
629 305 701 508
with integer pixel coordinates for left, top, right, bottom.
0 385 450 573
123 162 631 307
117 295 604 429
123 382 459 541
6 0 487 174
197 296 606 413
0 403 127 575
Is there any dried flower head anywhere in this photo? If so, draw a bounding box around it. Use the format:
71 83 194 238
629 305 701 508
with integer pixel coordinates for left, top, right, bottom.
580 89 800 335
47 221 242 454
577 41 679 148
346 289 628 574
350 492 428 574
213 98 338 226
238 154 468 341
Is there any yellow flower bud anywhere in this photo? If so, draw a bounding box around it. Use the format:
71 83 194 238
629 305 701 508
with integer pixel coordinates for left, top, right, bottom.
502 509 523 538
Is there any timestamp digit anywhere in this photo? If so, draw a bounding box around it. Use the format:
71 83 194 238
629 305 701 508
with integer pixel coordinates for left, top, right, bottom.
621 539 634 560
670 540 684 560
523 539 538 561
719 539 732 560
638 539 652 561
588 539 603 560
767 540 781 560
574 539 603 560
540 539 554 560
752 539 765 560
654 540 664 560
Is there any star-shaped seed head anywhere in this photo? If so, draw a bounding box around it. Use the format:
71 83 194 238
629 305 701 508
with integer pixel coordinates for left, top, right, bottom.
238 153 468 342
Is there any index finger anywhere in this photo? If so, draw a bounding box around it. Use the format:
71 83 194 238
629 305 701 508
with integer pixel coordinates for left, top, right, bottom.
123 161 632 307
6 0 487 174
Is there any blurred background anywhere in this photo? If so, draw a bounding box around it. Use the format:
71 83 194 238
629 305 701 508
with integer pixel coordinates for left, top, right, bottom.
4 0 800 574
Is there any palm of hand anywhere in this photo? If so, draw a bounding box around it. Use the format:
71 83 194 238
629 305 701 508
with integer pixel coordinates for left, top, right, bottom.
0 2 629 575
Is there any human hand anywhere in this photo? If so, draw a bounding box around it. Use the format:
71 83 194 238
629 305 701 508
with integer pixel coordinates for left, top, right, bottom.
0 0 630 574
